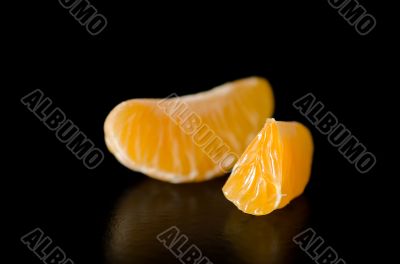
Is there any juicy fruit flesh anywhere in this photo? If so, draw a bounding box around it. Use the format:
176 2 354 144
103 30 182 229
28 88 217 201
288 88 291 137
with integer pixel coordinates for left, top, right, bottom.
104 77 274 183
222 118 313 215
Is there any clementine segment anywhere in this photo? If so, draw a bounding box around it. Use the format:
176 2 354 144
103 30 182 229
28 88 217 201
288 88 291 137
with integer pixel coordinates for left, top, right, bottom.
104 77 274 183
222 118 313 215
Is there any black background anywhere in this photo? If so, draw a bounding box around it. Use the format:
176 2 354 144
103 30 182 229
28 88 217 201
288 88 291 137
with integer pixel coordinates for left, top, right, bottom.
7 1 392 264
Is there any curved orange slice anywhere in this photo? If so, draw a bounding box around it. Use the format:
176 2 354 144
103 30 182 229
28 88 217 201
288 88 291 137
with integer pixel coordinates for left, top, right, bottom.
222 118 313 215
104 77 274 183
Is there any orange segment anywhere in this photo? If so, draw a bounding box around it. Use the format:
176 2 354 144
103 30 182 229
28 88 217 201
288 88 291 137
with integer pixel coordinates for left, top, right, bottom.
104 77 274 183
222 118 313 215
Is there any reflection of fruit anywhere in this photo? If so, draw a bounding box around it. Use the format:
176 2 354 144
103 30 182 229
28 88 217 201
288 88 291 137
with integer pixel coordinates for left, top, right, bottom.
223 118 313 215
105 178 231 264
105 177 309 264
223 196 309 264
104 77 274 183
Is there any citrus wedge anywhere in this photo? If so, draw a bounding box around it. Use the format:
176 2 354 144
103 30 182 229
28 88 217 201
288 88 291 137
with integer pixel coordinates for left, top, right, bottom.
104 77 274 183
222 118 313 215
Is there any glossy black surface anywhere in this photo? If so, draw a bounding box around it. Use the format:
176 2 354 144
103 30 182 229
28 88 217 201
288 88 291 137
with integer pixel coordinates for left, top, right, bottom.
105 178 309 264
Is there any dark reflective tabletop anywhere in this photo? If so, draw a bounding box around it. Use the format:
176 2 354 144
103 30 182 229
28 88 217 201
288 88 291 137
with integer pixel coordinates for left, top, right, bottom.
105 177 309 264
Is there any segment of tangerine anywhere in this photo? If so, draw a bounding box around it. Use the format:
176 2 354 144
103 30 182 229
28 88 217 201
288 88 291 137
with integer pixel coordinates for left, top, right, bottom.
222 118 313 215
104 77 274 183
